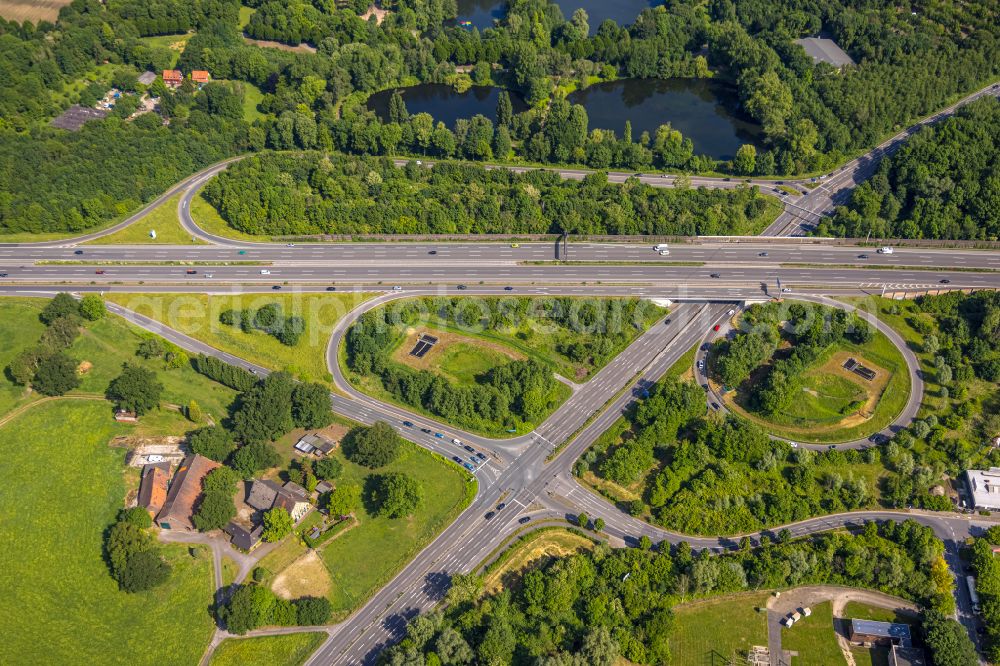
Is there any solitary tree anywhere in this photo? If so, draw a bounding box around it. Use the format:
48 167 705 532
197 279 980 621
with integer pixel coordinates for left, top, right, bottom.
326 482 361 518
347 421 402 468
262 507 294 542
370 472 422 519
136 337 165 359
594 517 605 532
79 294 106 321
106 363 163 415
577 512 589 529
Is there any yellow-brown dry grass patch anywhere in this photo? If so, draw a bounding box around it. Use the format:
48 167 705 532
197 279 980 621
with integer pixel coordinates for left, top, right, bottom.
271 550 332 600
483 529 595 594
0 0 72 23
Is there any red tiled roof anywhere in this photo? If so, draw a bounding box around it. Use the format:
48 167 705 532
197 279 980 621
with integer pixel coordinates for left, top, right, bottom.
162 70 182 82
191 70 210 83
138 464 169 517
156 454 220 530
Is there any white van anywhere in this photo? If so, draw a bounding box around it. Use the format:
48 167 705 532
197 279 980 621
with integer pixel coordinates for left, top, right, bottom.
877 246 894 254
653 244 669 251
659 249 670 256
260 269 271 275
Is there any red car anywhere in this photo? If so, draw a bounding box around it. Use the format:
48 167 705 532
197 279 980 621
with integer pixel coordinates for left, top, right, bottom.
95 269 105 275
713 324 721 331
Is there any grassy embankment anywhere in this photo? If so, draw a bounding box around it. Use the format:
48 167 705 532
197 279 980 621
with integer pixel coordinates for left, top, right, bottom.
105 292 374 386
86 191 205 245
210 633 325 666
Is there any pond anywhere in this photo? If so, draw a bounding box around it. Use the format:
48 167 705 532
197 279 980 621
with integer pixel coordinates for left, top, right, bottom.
367 84 528 128
453 0 663 32
567 78 761 160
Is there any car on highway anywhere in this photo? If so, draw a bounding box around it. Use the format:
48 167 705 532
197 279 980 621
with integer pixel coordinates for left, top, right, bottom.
496 503 506 511
697 359 705 369
74 249 83 255
326 286 337 291
858 254 869 259
713 324 721 331
95 269 105 274
659 249 670 256
421 428 432 434
711 402 720 410
428 250 437 255
272 285 282 290
877 246 894 254
504 286 514 291
940 279 951 284
392 285 402 291
260 269 271 275
759 252 768 257
452 438 462 445
435 432 444 438
186 269 197 274
781 287 792 293
238 250 247 255
457 284 467 290
0 272 7 277
518 516 532 524
476 452 486 460
402 421 414 427
485 511 495 520
463 462 475 471
789 442 799 448
510 243 519 248
710 273 721 278
701 383 708 390
286 243 295 247
463 445 475 453
452 456 463 464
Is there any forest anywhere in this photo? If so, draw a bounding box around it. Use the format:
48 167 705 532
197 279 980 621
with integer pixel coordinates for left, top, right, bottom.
379 519 956 665
2 0 996 235
202 152 774 236
823 97 1000 240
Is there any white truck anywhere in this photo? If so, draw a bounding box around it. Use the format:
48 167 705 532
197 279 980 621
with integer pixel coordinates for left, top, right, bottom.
967 575 982 614
877 246 894 254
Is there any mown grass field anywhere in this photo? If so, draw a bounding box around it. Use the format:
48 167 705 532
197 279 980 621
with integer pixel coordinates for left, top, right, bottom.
668 592 770 665
210 632 325 666
105 292 374 385
0 401 215 664
723 320 910 443
87 192 204 245
257 441 473 620
0 297 236 434
138 33 192 68
781 601 846 666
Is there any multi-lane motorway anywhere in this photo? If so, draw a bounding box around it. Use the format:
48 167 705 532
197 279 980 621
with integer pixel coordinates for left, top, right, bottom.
3 78 1000 666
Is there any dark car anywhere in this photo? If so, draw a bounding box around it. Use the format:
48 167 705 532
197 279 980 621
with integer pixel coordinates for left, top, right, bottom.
496 503 506 511
452 456 463 464
711 402 720 410
74 249 84 255
0 272 7 277
858 254 869 259
428 250 437 255
186 269 197 274
421 428 432 434
710 273 721 278
326 286 337 291
457 284 467 290
759 252 769 257
272 285 282 290
504 286 514 291
476 452 486 460
95 269 106 275
402 421 414 427
939 279 951 284
463 445 475 453
518 516 532 525
485 511 495 520
701 383 709 391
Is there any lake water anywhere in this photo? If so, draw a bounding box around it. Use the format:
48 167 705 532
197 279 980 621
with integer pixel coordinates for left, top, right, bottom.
367 84 529 128
453 0 662 32
567 78 761 160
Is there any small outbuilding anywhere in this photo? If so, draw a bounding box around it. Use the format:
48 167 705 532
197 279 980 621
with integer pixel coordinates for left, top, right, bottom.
795 37 855 69
137 71 157 85
114 409 138 423
848 619 912 646
224 521 264 551
296 433 338 456
889 645 927 666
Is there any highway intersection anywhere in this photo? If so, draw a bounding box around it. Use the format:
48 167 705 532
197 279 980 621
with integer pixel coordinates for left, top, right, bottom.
3 79 1000 665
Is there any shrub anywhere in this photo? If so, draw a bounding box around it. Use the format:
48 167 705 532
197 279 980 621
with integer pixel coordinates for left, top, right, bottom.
80 294 106 321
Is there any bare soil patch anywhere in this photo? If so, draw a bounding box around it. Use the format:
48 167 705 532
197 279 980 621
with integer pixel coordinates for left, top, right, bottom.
359 4 389 24
242 36 317 53
271 550 332 600
483 530 594 594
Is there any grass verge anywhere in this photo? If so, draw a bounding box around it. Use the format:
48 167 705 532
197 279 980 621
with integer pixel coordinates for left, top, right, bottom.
84 192 204 245
668 591 770 665
210 632 326 666
781 601 846 666
104 291 374 385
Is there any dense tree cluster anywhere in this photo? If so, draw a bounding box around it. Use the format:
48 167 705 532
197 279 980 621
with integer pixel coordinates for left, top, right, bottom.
7 293 84 396
104 507 171 593
712 301 872 415
971 533 1000 661
382 519 950 664
205 152 772 236
191 353 258 391
219 583 331 634
220 302 305 346
824 98 1000 240
192 466 239 531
